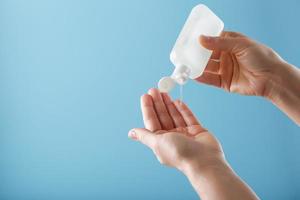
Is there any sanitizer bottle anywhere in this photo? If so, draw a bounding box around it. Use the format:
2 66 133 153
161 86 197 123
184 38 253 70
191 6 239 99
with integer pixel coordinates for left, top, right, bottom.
158 4 224 93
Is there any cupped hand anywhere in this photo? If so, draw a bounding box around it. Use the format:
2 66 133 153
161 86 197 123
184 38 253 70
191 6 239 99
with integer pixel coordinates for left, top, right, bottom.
129 88 224 171
198 31 286 97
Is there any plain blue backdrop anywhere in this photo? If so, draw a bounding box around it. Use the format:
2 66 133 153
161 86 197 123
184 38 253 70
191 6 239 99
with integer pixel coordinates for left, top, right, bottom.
0 0 299 199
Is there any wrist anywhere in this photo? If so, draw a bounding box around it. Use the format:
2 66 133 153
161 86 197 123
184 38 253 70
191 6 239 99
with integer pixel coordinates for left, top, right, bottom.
264 61 295 102
180 157 259 200
180 158 237 199
263 61 300 124
180 156 232 179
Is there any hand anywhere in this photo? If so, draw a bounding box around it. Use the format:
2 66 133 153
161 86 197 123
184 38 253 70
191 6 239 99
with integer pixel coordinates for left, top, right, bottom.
128 88 259 200
198 31 286 97
128 88 224 172
199 31 300 125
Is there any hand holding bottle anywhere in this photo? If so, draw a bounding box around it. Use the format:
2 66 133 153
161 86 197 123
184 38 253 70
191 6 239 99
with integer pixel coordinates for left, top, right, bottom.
199 31 300 125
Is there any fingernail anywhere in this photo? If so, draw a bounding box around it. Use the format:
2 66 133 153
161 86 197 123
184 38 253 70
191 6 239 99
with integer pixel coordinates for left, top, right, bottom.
128 130 137 139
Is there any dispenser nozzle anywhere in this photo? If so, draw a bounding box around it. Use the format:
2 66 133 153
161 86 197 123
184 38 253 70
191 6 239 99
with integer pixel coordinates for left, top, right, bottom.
158 65 191 93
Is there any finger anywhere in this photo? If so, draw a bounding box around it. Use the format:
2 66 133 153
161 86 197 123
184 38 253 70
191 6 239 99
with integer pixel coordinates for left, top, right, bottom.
221 31 246 38
174 101 200 126
128 128 157 150
195 72 221 88
203 31 244 60
148 88 174 130
210 49 221 60
161 93 186 128
141 94 162 131
219 52 234 91
204 59 220 73
199 35 245 54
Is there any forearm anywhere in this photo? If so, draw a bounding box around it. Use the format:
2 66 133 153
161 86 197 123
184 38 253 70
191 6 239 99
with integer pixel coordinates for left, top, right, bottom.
181 159 259 200
266 62 300 125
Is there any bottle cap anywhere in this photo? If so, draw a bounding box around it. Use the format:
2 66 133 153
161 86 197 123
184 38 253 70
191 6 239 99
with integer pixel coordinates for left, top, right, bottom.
158 76 176 93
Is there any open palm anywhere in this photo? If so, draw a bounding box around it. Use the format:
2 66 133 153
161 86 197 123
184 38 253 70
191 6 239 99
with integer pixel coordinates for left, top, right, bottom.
129 88 223 170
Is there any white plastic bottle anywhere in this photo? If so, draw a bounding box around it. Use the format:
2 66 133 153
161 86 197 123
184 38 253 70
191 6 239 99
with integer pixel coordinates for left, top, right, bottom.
158 4 224 93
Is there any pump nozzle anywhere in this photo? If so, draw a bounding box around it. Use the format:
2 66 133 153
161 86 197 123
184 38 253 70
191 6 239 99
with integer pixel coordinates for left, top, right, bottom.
158 76 176 93
158 65 190 93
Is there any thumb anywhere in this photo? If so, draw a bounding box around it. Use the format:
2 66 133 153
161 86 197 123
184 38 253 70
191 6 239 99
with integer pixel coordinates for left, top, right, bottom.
199 35 246 53
128 128 157 150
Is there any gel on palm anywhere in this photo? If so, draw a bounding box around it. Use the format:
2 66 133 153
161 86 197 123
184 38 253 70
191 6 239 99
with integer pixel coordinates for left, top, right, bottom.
158 4 224 93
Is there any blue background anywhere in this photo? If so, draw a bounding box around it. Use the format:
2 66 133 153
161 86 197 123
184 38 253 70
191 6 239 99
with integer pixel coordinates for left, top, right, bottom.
0 0 299 199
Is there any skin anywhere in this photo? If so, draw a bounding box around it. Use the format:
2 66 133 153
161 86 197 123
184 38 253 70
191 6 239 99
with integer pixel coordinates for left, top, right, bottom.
198 31 300 125
129 31 300 199
129 89 259 200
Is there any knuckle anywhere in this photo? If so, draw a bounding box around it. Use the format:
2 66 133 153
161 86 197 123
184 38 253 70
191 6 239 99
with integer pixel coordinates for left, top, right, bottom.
136 133 142 141
238 37 253 46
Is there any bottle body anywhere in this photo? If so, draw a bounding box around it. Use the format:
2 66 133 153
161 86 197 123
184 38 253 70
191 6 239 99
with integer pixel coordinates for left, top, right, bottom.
158 4 224 93
170 4 224 79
